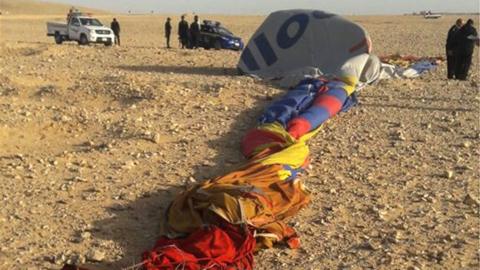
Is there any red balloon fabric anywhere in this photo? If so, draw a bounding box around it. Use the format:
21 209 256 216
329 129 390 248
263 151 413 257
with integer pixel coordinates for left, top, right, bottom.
143 222 256 270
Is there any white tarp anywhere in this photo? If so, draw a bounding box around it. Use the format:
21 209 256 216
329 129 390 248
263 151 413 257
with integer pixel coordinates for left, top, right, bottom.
238 10 377 84
379 61 438 79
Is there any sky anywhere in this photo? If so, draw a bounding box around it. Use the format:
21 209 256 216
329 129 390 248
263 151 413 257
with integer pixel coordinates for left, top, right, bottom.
45 0 479 15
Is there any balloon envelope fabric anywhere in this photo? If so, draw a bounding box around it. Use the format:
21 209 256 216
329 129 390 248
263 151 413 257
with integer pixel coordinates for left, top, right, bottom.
142 9 369 270
141 75 359 270
143 220 256 270
237 9 372 81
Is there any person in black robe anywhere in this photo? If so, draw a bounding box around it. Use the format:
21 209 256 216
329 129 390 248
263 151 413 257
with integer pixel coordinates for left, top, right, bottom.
190 15 200 49
110 18 121 46
445 18 463 79
454 19 478 80
165 17 172 48
178 15 189 49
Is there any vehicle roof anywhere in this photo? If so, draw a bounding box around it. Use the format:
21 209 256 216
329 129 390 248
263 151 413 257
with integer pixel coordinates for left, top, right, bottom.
74 16 97 19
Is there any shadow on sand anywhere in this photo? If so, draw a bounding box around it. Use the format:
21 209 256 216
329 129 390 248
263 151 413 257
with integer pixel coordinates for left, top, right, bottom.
86 185 181 270
117 65 238 77
360 93 472 103
360 102 475 112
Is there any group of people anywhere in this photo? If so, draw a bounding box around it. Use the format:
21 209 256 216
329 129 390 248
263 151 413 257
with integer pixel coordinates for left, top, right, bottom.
108 14 477 82
164 15 201 49
110 15 202 49
445 18 478 80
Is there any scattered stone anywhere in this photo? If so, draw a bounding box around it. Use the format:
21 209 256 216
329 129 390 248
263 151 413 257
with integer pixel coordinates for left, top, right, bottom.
359 241 378 250
80 231 92 240
86 249 105 262
392 130 406 141
121 160 135 170
443 170 454 179
52 253 66 265
202 160 215 167
444 234 455 242
71 254 86 265
152 133 162 144
461 141 471 148
463 194 479 206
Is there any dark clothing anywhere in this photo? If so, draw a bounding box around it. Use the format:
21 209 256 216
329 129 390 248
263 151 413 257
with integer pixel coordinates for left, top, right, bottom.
113 33 120 45
190 21 200 48
165 21 172 36
446 49 456 79
166 35 171 48
446 24 461 78
446 25 461 50
111 21 120 35
165 21 172 48
456 24 478 55
178 20 189 48
455 53 472 80
190 21 200 33
111 21 121 46
454 24 478 80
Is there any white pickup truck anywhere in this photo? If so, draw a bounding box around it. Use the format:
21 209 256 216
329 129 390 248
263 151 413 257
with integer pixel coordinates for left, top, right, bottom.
47 14 115 46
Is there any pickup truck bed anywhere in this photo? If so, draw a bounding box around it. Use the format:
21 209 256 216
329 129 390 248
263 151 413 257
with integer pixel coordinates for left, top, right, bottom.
46 21 68 37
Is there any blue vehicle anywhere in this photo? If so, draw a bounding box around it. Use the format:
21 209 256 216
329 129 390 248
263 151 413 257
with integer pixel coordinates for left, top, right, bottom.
198 20 244 51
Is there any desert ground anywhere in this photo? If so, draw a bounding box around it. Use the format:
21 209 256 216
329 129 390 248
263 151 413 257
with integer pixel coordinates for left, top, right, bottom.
0 1 479 270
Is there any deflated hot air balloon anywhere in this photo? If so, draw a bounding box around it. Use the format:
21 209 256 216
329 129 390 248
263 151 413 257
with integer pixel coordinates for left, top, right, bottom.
238 9 381 87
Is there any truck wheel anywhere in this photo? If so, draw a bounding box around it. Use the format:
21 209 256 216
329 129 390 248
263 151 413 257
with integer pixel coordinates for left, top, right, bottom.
214 40 221 50
79 34 89 46
54 32 63 44
104 41 112 46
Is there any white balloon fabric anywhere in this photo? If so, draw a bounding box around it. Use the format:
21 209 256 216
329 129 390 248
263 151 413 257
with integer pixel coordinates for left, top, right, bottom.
238 10 375 83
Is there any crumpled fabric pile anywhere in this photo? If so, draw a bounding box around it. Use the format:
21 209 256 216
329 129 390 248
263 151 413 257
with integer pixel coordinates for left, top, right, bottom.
379 54 444 79
142 75 359 270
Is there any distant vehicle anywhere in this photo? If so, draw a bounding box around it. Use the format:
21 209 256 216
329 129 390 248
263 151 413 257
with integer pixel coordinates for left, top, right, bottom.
46 13 115 46
424 11 442 19
198 20 244 51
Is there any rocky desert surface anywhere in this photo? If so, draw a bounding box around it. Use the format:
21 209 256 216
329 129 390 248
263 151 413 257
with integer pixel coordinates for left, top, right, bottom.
0 1 479 270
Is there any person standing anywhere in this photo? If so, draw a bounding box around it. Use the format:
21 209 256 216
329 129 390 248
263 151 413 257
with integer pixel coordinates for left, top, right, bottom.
190 15 201 49
178 15 189 49
66 7 78 22
454 19 478 80
111 18 121 46
165 17 172 48
445 18 463 79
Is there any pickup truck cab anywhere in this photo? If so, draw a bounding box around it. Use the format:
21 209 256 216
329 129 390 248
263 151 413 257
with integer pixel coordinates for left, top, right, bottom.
47 13 115 46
